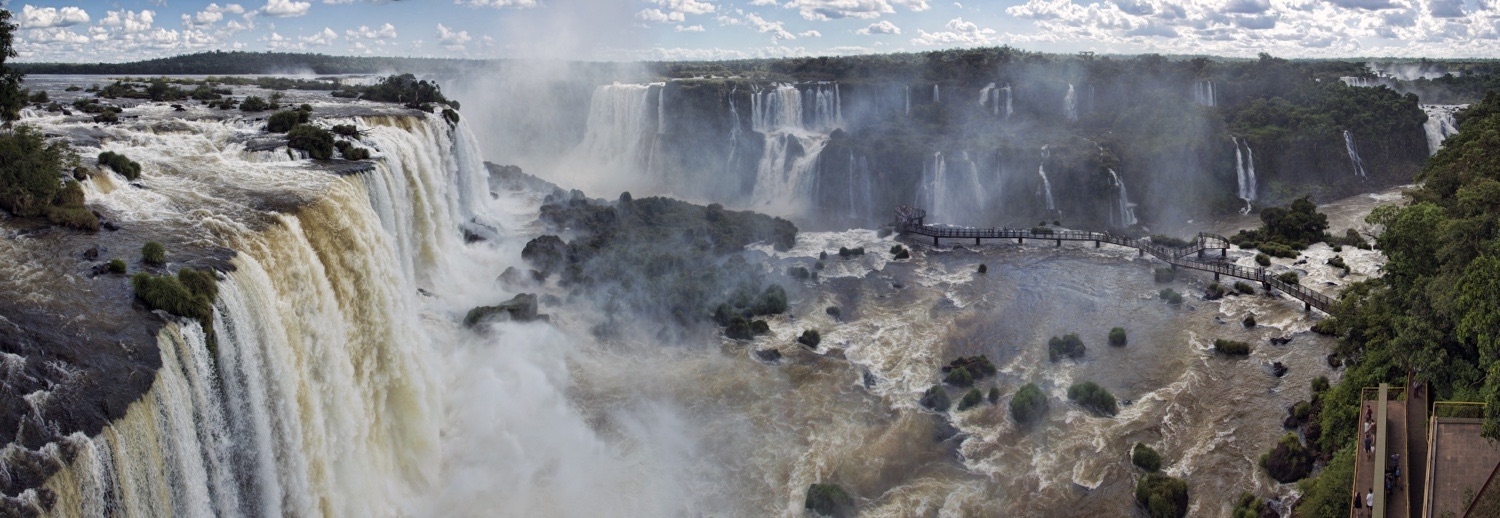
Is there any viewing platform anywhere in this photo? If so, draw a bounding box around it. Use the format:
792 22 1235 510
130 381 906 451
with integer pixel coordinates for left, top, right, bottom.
894 206 1337 313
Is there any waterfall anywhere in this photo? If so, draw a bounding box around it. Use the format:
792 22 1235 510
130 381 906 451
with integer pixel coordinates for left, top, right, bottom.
904 86 911 115
834 83 843 127
933 84 940 104
1193 81 1216 107
1064 84 1078 122
40 112 499 516
573 83 658 184
726 86 742 172
978 83 996 108
1003 84 1014 118
656 83 667 135
917 151 987 222
1343 130 1368 178
1421 104 1464 155
751 84 803 133
1107 169 1137 227
1232 137 1257 213
749 133 829 213
808 84 842 131
1037 146 1056 212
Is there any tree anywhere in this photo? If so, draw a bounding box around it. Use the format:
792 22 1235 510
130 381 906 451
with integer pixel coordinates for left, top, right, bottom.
1 9 24 123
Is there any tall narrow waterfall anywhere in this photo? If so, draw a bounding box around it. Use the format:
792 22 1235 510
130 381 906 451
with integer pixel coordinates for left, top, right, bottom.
726 86 742 172
1003 84 1014 118
904 85 911 115
1421 104 1463 155
933 84 940 104
576 84 656 171
1342 130 1368 178
979 83 995 111
1232 137 1257 213
1038 146 1056 212
917 151 985 222
1064 84 1078 122
1108 169 1138 227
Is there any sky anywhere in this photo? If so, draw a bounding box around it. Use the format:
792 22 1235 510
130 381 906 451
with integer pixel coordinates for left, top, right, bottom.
4 0 1498 63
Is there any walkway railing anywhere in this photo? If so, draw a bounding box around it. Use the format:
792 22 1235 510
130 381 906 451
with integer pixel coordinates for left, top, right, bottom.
894 206 1337 314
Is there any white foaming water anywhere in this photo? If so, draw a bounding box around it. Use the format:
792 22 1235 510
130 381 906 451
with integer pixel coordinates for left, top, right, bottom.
932 84 940 104
904 85 911 115
1232 137 1258 213
1421 104 1464 155
1038 146 1056 212
1003 84 1014 118
1343 130 1368 178
917 151 987 223
1064 84 1078 122
978 83 995 108
746 83 842 217
1108 169 1138 227
1193 81 1216 107
570 83 663 194
32 106 706 517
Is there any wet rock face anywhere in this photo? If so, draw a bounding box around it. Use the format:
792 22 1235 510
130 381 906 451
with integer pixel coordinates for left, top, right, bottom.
464 293 545 328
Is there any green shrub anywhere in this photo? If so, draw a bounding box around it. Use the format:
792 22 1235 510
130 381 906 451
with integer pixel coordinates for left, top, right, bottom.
266 109 308 132
725 317 770 340
945 356 997 378
130 270 215 324
0 125 75 218
920 385 950 411
1243 314 1257 328
1259 242 1298 258
943 366 974 387
1276 272 1300 285
1031 226 1054 235
804 483 854 518
1048 333 1086 362
1135 473 1189 518
825 306 841 319
987 386 1000 404
1154 267 1176 283
889 244 904 255
1232 492 1267 518
957 388 984 411
837 246 865 258
1151 235 1192 248
1067 381 1117 416
1214 339 1251 356
239 95 270 112
98 151 142 180
93 111 118 123
287 124 334 160
1327 255 1348 270
442 108 461 124
28 90 48 103
1255 253 1271 266
977 263 987 274
331 124 360 137
798 329 821 348
44 180 98 231
1311 318 1340 336
108 258 126 274
142 241 166 265
1234 281 1256 295
789 266 811 280
1311 376 1330 394
1158 288 1183 305
893 249 909 260
1260 433 1316 482
1132 442 1162 472
1109 327 1127 346
1341 228 1369 249
1009 383 1048 424
1204 282 1226 300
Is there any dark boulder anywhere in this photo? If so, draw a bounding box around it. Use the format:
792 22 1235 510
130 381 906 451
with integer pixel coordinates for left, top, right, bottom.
521 235 568 273
805 483 855 518
1271 362 1288 378
754 349 782 362
464 293 544 327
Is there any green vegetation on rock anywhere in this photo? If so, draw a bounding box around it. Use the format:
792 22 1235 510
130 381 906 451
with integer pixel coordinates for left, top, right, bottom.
1135 472 1189 518
142 241 166 266
1009 383 1048 424
1132 442 1162 472
1067 381 1117 416
1109 327 1127 346
1048 333 1086 362
1214 339 1251 356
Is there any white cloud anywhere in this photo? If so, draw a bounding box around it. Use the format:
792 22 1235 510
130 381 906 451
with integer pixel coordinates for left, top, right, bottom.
749 0 777 4
261 0 311 17
637 8 687 22
437 23 472 50
675 24 706 31
346 23 398 40
799 29 822 37
300 27 338 45
183 4 246 28
745 12 797 40
19 5 90 28
100 10 156 33
910 17 1000 45
783 0 895 20
456 0 540 7
858 20 901 34
25 27 90 43
656 0 716 14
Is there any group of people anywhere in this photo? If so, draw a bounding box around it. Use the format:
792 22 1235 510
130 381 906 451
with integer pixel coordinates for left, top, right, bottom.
1352 404 1402 516
1364 404 1377 455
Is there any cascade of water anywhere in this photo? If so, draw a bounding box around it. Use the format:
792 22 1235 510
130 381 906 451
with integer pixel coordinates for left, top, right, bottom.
978 83 996 107
1038 146 1056 212
1231 137 1257 213
1343 130 1368 178
726 86 742 171
656 83 667 135
834 83 843 127
574 83 656 179
1107 169 1138 227
1064 84 1078 122
751 84 803 133
749 133 830 212
1421 104 1464 155
933 84 940 104
1003 84 1013 118
808 84 842 131
1193 81 1216 107
904 86 911 115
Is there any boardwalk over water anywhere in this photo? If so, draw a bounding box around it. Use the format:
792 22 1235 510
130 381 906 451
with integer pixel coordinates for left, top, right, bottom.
895 207 1337 314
